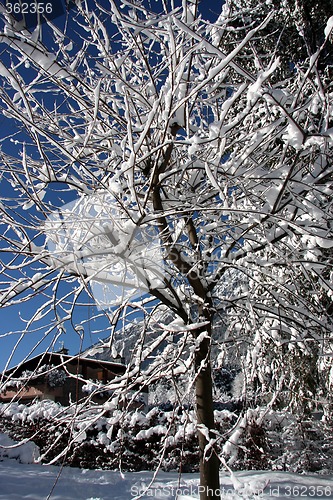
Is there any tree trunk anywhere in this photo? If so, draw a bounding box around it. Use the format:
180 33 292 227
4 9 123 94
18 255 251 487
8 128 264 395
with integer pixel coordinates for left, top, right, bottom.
195 321 221 500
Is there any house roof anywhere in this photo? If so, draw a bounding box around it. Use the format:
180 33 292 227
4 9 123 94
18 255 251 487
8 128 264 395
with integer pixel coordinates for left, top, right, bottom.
1 351 126 379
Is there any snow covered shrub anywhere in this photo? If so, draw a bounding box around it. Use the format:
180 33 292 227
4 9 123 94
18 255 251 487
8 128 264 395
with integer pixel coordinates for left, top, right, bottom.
280 415 333 473
0 432 40 463
213 367 239 399
222 408 268 470
0 402 71 465
46 369 67 388
222 407 333 473
0 401 238 471
237 419 268 470
1 400 333 473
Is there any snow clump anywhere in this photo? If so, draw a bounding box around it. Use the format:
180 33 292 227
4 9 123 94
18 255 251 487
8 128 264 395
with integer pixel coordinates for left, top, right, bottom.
0 432 40 464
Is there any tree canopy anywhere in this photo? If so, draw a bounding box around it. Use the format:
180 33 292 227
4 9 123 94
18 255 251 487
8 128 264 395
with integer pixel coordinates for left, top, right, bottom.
0 1 333 498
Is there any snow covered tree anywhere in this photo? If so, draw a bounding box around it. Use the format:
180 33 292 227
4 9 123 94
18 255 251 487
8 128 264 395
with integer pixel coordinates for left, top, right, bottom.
0 0 333 497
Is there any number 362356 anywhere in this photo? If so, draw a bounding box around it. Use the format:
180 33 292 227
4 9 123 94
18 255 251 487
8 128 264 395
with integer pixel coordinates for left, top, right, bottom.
6 2 53 15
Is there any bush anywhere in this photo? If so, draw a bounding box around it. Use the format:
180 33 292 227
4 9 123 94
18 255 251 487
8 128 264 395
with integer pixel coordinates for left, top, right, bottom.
1 401 332 473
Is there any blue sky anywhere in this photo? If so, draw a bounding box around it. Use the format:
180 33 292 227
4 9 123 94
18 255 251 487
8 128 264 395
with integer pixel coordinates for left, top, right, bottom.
0 0 224 371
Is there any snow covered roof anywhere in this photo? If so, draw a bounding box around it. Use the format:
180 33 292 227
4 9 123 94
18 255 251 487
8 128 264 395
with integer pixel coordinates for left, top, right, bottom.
1 351 126 378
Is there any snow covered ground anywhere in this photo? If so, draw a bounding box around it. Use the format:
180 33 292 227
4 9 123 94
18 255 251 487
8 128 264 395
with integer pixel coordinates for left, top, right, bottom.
0 459 333 500
1 430 333 499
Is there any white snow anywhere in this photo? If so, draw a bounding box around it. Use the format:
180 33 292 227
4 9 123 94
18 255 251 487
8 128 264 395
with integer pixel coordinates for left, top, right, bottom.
0 459 332 499
156 321 210 333
0 432 40 464
282 122 304 150
324 17 333 39
5 39 70 79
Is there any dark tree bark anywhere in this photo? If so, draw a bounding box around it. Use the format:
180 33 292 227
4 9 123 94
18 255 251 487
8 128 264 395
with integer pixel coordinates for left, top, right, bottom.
194 310 221 500
152 161 221 497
